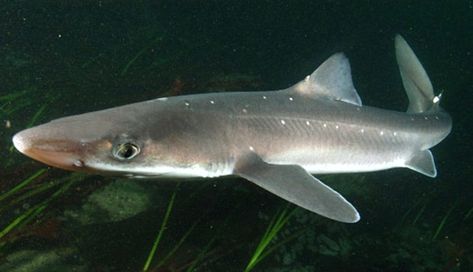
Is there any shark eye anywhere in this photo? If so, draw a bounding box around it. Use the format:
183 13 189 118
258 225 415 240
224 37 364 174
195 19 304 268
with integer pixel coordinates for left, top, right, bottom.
113 142 140 160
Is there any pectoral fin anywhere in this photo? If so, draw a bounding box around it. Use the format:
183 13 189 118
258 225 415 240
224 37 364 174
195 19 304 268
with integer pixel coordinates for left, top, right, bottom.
234 154 360 223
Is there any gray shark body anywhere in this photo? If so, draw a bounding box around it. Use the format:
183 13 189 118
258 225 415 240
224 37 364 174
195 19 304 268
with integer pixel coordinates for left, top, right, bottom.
12 35 451 223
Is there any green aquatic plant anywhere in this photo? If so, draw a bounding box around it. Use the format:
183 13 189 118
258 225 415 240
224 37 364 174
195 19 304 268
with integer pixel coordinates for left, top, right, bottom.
1 88 59 170
398 189 436 228
0 171 79 216
0 168 47 203
464 205 473 221
0 91 27 102
244 204 296 272
317 233 353 257
24 92 58 129
26 103 48 128
0 173 85 246
154 220 199 269
432 200 459 240
121 35 164 77
412 202 429 226
0 90 34 117
185 234 218 272
143 188 177 272
0 179 61 214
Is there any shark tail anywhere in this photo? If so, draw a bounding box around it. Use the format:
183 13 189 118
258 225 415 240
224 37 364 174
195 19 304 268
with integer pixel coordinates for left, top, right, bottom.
395 35 448 178
395 34 442 113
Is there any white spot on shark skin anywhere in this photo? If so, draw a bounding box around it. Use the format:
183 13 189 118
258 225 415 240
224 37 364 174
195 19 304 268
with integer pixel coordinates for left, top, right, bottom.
73 160 84 168
433 95 440 104
360 129 365 133
280 120 286 125
210 100 215 104
249 146 254 151
242 108 248 113
157 97 168 101
435 116 439 120
393 132 398 136
424 116 429 120
306 121 311 126
356 107 361 112
184 101 190 107
323 123 327 128
380 131 384 136
289 97 294 101
335 125 339 129
410 117 415 121
262 95 267 100
304 75 310 82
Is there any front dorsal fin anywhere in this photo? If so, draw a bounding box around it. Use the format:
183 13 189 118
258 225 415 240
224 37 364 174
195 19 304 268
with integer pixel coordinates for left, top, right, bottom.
289 53 362 106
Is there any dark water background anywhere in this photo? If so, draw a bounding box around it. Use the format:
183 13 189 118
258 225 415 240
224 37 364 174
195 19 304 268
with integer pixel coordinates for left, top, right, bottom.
0 1 472 271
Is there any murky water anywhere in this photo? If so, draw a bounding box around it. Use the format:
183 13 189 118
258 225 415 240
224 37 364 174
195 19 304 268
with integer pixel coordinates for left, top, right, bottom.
1 1 472 271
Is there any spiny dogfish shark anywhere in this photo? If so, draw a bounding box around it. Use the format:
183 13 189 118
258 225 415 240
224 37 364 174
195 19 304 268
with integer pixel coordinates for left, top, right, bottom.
12 35 451 223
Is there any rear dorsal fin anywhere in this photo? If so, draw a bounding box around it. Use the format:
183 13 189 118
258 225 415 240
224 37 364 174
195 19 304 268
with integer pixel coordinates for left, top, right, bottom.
395 35 438 113
289 53 362 106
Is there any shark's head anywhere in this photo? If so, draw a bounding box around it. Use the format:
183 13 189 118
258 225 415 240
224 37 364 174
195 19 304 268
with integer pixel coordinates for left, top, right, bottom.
12 102 205 177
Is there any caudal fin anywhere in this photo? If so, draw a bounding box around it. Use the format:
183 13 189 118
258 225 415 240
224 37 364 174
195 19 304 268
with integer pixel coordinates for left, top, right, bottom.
395 35 441 113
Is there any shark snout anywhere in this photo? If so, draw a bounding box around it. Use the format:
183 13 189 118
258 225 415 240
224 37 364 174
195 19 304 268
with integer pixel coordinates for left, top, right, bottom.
12 130 30 154
12 127 86 171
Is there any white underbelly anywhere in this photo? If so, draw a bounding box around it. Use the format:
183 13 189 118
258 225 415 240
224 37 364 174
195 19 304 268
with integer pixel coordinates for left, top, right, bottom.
265 149 409 174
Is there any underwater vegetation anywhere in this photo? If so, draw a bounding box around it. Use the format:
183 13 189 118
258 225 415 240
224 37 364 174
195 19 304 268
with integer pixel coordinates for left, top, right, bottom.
1 58 471 272
2 153 471 272
244 204 298 272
